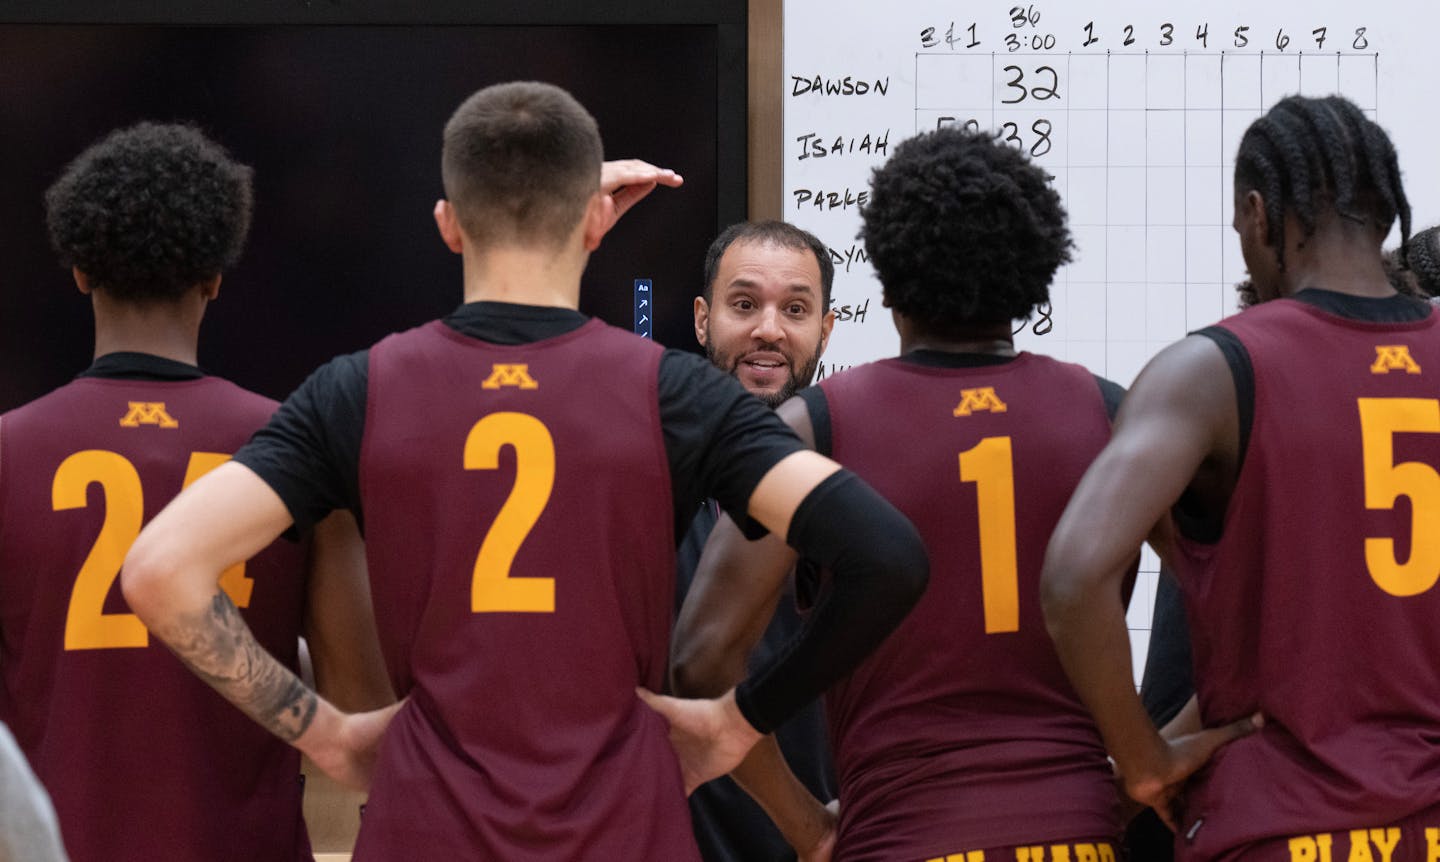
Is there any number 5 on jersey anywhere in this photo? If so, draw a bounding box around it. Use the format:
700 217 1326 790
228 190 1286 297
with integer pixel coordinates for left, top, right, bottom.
1358 397 1440 596
56 450 253 651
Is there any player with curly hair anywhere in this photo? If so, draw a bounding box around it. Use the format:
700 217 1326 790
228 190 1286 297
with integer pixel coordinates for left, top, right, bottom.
1044 94 1440 860
673 125 1139 860
0 122 393 862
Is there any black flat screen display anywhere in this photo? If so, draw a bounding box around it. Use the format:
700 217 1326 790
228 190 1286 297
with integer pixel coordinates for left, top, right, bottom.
0 16 741 407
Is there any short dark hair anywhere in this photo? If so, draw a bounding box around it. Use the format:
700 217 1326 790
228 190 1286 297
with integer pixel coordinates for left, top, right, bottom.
1235 95 1410 272
701 220 834 309
442 81 602 249
860 126 1070 329
45 122 253 303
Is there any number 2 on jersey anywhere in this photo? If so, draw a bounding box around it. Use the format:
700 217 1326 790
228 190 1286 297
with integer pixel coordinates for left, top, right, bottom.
465 412 556 613
959 436 1019 633
1358 397 1440 596
56 450 252 651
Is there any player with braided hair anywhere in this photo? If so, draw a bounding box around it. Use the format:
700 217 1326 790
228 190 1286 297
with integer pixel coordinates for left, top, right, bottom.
1391 225 1440 298
1045 92 1440 860
1234 94 1411 285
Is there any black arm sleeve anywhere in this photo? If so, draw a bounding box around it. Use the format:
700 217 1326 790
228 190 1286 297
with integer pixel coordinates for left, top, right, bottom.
733 470 929 734
231 350 368 533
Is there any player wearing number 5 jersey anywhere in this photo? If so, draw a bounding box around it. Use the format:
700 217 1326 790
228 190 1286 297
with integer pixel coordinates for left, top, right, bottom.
673 127 1128 861
1043 95 1440 860
0 124 392 862
120 82 929 861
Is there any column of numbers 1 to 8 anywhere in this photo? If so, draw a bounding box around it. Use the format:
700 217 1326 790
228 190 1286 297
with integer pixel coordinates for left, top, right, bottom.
912 14 1377 388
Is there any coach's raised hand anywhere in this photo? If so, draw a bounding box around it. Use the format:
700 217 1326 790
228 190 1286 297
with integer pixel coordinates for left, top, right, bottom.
599 158 683 235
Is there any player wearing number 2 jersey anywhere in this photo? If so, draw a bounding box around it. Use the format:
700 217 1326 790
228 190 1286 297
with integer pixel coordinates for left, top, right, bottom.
120 82 929 861
673 126 1127 861
0 124 391 862
1043 95 1440 861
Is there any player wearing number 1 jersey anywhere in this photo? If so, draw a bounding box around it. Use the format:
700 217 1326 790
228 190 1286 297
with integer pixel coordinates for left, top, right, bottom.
674 127 1128 860
120 82 929 861
1043 95 1440 861
0 123 391 861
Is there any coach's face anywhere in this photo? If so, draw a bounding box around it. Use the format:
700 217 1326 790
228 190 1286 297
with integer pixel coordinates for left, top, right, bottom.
695 240 835 407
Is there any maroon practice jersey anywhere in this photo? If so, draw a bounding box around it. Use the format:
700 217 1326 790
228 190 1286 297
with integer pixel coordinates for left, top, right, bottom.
354 319 698 860
0 372 310 862
815 354 1120 860
1174 299 1440 860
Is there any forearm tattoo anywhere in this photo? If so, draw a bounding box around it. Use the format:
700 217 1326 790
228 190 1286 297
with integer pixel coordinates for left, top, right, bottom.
154 590 319 742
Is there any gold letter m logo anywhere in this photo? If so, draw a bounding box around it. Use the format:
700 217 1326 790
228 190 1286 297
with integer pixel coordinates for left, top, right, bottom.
1371 345 1422 375
481 364 540 390
953 387 1008 417
118 402 179 428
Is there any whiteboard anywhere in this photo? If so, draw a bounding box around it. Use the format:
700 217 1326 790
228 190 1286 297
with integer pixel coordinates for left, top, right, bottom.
782 0 1437 680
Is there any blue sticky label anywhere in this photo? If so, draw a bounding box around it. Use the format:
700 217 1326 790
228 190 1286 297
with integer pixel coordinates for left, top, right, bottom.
634 279 653 339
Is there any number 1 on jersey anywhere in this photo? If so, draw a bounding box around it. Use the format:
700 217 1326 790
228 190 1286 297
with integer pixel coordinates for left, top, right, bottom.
959 436 1019 633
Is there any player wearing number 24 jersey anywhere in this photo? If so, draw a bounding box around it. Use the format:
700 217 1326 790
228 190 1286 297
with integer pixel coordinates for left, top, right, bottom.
673 127 1128 861
1044 96 1440 861
0 366 310 861
121 82 929 861
0 123 392 862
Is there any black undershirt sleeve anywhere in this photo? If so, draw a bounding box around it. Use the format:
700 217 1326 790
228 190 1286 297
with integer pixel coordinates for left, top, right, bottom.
1092 374 1125 422
797 385 832 457
734 470 929 734
231 350 369 534
1176 327 1254 543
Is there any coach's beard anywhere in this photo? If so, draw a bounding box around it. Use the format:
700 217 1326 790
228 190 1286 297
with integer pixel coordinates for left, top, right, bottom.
707 338 824 409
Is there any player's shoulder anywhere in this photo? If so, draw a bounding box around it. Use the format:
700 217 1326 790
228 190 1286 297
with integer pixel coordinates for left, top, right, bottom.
0 376 106 429
1122 334 1236 422
290 348 372 400
199 374 280 412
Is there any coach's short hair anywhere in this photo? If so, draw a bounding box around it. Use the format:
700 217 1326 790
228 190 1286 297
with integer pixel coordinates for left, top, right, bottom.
442 82 603 249
45 122 253 303
701 220 834 309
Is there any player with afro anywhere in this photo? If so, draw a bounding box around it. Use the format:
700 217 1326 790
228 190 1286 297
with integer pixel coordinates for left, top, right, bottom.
0 122 392 862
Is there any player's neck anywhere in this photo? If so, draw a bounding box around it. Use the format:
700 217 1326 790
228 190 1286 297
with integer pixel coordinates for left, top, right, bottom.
90 292 204 366
895 312 1015 356
1281 215 1392 299
461 243 585 310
